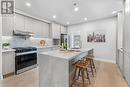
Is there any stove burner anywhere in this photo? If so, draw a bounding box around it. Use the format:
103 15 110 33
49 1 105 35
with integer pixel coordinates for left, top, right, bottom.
13 47 37 53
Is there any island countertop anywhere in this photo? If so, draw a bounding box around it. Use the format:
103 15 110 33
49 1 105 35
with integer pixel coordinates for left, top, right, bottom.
38 48 92 60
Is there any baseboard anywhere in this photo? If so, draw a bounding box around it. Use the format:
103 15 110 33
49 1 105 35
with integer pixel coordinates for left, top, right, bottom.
95 58 116 64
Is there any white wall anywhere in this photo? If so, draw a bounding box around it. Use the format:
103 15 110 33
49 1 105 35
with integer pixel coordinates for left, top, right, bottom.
68 17 117 63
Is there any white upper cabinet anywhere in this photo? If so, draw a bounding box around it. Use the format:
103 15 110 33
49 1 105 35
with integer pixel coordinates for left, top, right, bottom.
51 23 61 39
60 26 67 34
2 16 14 36
24 16 33 32
32 19 49 38
3 13 50 38
14 14 25 31
41 22 50 38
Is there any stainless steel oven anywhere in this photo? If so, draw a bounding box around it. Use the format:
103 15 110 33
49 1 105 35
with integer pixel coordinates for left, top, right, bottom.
13 47 37 74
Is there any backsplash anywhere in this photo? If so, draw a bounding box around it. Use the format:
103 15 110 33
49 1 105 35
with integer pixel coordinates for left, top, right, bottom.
2 36 53 48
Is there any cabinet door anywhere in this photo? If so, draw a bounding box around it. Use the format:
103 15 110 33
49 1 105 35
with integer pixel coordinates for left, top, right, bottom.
2 16 14 36
24 16 33 32
38 21 46 38
2 52 15 75
32 20 42 38
41 22 50 38
61 26 67 34
14 14 25 31
31 19 49 38
51 23 61 39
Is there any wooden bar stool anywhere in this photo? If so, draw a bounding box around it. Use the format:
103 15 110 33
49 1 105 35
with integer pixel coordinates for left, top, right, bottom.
85 49 96 77
86 54 96 72
71 60 91 87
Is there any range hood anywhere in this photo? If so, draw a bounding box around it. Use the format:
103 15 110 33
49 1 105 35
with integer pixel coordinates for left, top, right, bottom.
13 30 34 37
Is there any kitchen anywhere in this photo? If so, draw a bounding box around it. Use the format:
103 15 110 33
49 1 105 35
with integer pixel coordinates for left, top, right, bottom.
0 0 130 87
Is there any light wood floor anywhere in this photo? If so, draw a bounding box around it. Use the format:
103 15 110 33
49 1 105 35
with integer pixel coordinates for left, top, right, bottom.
0 61 128 87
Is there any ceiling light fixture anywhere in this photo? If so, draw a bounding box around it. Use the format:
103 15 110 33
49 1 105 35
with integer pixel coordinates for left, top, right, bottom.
112 11 117 14
25 2 31 7
84 18 87 21
125 0 130 13
74 3 79 12
53 15 56 19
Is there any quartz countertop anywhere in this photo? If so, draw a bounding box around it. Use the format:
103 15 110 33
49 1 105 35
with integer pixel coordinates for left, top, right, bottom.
2 48 16 53
35 46 53 49
38 48 92 60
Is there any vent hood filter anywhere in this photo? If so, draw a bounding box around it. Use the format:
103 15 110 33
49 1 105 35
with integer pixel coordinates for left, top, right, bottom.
13 30 34 37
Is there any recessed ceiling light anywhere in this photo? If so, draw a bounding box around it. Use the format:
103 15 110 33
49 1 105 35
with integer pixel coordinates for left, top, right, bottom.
112 11 117 14
74 7 79 12
67 22 70 25
74 3 79 12
25 2 31 7
53 15 56 19
84 18 87 21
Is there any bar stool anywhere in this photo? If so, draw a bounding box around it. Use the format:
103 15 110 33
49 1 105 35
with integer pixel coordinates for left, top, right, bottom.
85 49 96 77
71 60 91 87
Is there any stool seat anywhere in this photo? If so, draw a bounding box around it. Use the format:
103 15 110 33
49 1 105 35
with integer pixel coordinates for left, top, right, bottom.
75 62 89 69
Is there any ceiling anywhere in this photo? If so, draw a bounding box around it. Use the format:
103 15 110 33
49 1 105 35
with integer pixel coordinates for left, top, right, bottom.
15 0 123 26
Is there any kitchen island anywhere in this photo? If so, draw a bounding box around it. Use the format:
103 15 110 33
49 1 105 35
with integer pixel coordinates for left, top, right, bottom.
38 48 92 87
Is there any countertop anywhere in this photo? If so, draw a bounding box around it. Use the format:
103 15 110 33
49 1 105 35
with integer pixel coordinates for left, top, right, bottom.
2 48 16 53
38 48 92 60
35 46 53 49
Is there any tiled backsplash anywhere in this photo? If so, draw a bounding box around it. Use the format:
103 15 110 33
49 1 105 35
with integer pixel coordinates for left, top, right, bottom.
2 36 53 48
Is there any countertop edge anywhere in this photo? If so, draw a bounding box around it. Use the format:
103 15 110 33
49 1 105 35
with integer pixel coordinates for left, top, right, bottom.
2 49 16 53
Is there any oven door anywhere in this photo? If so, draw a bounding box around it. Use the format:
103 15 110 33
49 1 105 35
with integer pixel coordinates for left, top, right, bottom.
15 53 37 74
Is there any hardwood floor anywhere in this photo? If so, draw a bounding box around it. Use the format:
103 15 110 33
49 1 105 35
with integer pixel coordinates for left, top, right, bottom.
94 62 128 87
0 61 128 87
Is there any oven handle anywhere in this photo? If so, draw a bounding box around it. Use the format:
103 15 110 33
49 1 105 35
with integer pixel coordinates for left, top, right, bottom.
15 51 37 56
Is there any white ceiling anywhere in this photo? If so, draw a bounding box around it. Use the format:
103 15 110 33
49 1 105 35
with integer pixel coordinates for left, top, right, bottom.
15 0 123 26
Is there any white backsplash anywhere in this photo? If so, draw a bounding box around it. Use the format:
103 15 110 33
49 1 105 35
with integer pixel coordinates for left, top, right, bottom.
2 36 53 48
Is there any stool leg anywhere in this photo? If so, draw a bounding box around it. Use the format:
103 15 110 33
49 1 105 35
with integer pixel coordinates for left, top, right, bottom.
78 68 81 80
86 68 91 84
92 60 96 72
81 69 85 87
90 60 94 77
71 68 78 87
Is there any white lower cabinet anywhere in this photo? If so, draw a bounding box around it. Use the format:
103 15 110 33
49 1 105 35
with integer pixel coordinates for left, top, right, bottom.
2 51 15 76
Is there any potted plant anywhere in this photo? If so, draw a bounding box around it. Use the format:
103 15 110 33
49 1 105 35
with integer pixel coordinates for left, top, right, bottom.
2 42 10 49
63 43 67 50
